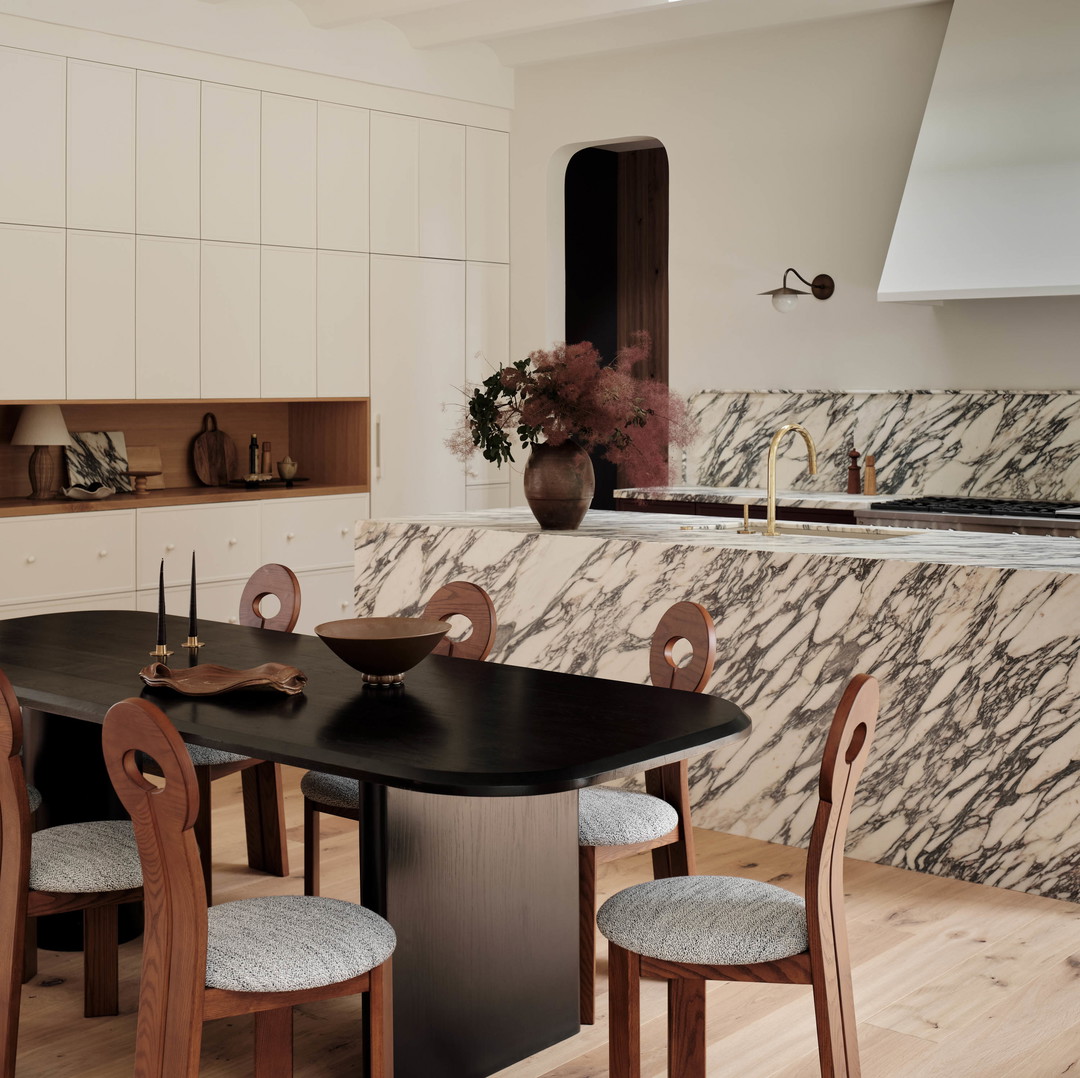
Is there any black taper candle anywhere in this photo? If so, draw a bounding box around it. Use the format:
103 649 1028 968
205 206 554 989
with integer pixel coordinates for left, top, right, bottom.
188 551 198 637
156 558 166 646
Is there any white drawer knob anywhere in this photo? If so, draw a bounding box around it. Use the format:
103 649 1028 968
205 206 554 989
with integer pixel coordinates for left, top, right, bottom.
228 537 238 546
25 555 35 565
340 601 348 609
340 527 349 536
228 616 237 624
165 543 175 553
98 550 108 558
286 532 295 541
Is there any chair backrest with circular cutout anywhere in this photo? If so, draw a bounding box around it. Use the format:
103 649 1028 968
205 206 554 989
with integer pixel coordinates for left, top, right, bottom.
648 602 717 693
422 581 497 660
238 563 302 632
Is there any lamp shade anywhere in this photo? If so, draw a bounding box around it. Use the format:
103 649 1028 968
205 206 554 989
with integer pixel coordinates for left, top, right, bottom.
11 404 72 447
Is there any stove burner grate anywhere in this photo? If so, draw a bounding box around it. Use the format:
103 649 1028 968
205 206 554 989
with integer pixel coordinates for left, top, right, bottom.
869 497 1080 517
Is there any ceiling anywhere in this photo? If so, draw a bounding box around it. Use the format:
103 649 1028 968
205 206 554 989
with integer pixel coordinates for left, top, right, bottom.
203 0 940 66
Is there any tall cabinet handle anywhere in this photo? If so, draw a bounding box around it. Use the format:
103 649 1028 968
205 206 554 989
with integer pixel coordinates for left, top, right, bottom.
375 414 382 481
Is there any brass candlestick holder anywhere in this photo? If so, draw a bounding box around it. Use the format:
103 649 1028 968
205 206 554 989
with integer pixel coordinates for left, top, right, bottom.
149 644 173 660
183 636 205 651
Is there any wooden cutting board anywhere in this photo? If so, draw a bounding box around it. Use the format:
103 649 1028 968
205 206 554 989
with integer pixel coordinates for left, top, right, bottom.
192 413 237 486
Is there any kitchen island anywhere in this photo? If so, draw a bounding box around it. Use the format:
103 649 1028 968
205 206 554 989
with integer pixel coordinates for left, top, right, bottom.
355 508 1080 902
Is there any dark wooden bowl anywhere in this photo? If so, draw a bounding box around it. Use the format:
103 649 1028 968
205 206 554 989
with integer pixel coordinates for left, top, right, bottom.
314 616 451 685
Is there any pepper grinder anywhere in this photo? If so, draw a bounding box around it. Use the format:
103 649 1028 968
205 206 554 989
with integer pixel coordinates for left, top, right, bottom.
248 433 259 476
847 448 862 494
864 454 877 496
260 441 272 475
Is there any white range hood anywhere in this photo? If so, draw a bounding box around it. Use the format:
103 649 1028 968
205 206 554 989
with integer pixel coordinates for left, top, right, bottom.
878 0 1080 302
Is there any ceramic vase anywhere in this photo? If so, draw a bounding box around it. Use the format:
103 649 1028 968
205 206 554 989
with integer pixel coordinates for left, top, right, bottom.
523 441 595 529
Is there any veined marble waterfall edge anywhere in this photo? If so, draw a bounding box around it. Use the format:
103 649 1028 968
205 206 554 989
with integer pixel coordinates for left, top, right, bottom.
355 517 1080 903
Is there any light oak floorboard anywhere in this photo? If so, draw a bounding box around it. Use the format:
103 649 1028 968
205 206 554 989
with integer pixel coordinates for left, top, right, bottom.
12 767 1080 1077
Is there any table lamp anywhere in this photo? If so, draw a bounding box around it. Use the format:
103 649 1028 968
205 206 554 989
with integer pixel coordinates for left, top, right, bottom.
11 404 73 500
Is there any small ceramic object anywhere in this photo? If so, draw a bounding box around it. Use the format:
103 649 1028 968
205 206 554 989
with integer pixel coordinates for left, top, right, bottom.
277 457 299 481
62 483 116 501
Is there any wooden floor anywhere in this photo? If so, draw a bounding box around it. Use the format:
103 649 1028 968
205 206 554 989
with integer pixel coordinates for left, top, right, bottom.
14 768 1080 1077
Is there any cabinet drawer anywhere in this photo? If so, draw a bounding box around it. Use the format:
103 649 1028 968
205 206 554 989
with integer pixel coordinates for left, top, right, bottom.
261 495 369 572
293 568 355 635
137 504 260 588
137 579 246 626
0 512 136 604
0 589 137 621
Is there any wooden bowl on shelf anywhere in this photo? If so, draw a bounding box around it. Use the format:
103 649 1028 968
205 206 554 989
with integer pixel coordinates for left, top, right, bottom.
314 617 450 686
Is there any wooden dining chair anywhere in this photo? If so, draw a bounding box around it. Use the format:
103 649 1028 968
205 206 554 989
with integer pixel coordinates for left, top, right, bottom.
577 600 715 1025
103 696 395 1078
301 580 497 896
598 674 879 1078
182 563 300 903
0 668 143 1077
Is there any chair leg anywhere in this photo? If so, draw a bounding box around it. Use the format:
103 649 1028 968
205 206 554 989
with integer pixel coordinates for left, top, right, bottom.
367 959 393 1078
668 976 706 1078
810 964 861 1078
83 905 119 1017
253 1006 293 1078
0 908 29 1077
608 943 640 1078
303 799 319 898
578 844 596 1025
194 767 214 904
20 919 35 984
242 762 289 879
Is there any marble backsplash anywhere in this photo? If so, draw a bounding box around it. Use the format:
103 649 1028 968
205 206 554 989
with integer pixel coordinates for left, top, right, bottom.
687 389 1080 499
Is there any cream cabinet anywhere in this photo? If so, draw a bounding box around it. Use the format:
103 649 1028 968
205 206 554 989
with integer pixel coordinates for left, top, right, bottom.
136 71 200 239
318 102 369 253
67 60 135 234
290 567 355 635
0 224 66 400
0 512 135 607
201 241 261 399
464 261 511 487
137 579 245 626
466 485 511 511
370 255 466 517
419 120 466 260
262 246 317 399
317 250 369 398
370 112 420 256
201 83 261 244
0 47 65 228
136 236 200 399
261 93 317 249
67 230 136 400
261 494 369 571
466 128 510 264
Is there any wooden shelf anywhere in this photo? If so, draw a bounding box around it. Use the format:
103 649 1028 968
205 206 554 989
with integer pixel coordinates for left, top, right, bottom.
0 483 369 519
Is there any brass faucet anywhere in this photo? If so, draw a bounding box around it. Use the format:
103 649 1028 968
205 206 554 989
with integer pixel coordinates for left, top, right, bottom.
765 424 818 536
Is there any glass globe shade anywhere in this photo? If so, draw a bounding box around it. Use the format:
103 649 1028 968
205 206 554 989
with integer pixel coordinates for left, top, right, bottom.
771 292 799 314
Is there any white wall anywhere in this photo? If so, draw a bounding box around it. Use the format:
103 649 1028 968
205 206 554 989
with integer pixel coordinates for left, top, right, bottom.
510 3 1080 394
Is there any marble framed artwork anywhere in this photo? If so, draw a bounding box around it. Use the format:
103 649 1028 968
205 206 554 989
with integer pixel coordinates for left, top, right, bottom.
65 431 133 493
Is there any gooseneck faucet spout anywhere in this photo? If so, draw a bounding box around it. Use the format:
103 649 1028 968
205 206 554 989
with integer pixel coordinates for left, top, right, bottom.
765 424 818 536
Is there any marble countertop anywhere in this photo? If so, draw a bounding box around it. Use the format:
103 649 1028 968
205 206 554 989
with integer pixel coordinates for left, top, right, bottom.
614 486 901 511
373 507 1080 574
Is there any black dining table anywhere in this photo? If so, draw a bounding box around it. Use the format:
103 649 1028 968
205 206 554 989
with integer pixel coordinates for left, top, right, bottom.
0 610 750 1078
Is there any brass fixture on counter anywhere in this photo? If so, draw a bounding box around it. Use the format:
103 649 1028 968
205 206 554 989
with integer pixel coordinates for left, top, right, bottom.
765 424 818 536
738 504 753 533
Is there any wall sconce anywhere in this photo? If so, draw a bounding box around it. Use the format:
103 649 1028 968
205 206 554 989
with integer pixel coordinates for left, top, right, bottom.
760 268 835 313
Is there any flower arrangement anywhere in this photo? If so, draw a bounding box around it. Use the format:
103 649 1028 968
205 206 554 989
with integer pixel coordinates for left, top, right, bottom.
447 334 696 487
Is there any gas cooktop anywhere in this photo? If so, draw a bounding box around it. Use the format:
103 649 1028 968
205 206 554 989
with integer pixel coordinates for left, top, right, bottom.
869 497 1080 517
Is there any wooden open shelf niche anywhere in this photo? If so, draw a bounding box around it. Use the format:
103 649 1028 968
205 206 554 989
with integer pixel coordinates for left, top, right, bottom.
0 399 369 517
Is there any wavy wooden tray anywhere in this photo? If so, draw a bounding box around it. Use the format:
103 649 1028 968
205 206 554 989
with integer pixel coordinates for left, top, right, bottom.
139 662 307 696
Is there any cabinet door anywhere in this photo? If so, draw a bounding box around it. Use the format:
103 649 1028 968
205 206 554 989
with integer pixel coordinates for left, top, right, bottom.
202 83 260 243
0 47 65 227
262 93 317 249
318 102 368 252
201 241 260 399
261 493 369 571
137 503 260 588
317 250 369 398
0 512 135 605
466 484 510 511
370 112 420 256
370 255 465 517
292 567 356 635
67 231 136 400
67 60 135 233
262 246 316 398
136 236 200 399
465 261 510 486
136 72 200 239
0 224 65 400
419 120 466 260
137 579 245 626
466 128 509 264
